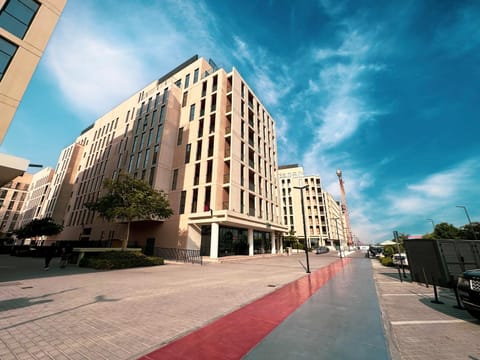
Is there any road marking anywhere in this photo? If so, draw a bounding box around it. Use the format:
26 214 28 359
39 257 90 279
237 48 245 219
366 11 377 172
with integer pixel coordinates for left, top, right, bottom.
391 319 467 325
382 293 432 296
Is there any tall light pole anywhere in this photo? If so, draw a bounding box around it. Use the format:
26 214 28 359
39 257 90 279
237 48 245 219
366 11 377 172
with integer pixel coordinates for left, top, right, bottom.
333 217 343 258
336 169 353 246
294 185 310 273
426 218 435 232
456 205 477 240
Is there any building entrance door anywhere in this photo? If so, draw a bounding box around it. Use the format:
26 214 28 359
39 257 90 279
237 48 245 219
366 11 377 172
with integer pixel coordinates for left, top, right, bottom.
145 237 155 256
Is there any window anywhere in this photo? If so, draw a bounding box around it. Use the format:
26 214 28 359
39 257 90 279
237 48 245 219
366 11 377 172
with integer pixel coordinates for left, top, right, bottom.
177 127 183 145
191 188 198 213
185 143 191 163
0 0 40 39
179 190 186 214
0 36 17 81
172 169 178 190
193 68 199 83
185 73 190 88
182 91 188 107
159 105 166 124
189 104 195 121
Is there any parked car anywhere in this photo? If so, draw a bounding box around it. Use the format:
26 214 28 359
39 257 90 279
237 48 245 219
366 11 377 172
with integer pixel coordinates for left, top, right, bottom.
457 269 480 320
315 246 330 254
392 253 408 267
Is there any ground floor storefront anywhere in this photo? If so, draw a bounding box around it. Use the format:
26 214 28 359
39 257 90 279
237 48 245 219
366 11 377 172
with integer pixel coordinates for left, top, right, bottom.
199 223 283 258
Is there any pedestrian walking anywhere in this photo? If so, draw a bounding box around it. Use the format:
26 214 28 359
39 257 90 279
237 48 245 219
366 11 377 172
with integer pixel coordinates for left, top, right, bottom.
59 247 68 268
44 244 55 270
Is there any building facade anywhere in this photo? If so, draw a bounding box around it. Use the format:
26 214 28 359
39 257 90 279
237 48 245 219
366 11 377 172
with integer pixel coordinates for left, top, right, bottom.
278 164 347 249
0 0 67 141
50 56 287 258
0 172 31 237
18 166 53 227
0 0 67 185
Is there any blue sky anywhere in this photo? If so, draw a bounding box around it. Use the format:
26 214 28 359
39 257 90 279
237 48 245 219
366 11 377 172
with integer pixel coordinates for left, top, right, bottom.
2 0 480 243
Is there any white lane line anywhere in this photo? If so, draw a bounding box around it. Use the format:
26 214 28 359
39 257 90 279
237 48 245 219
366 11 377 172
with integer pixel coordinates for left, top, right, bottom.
382 293 432 296
391 319 467 325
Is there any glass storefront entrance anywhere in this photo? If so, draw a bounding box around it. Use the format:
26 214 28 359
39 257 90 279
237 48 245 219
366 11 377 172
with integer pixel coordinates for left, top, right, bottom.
218 226 248 257
200 225 273 257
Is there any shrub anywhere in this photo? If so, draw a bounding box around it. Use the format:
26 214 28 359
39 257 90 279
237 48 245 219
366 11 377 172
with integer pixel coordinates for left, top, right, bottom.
380 256 394 267
79 251 164 270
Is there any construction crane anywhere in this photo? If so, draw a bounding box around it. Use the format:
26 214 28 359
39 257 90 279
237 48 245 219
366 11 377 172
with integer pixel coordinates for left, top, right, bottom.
336 169 353 246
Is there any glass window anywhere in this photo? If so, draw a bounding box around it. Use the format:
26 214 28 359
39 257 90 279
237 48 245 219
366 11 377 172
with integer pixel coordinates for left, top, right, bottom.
185 143 191 163
179 190 186 214
193 68 199 83
172 169 178 190
189 104 195 121
0 0 40 39
185 73 190 88
0 36 17 81
177 127 183 145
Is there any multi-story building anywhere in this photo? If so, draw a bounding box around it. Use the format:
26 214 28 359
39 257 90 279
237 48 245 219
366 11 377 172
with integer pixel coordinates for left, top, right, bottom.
50 55 287 258
0 0 68 184
0 172 31 237
18 166 53 227
278 164 347 249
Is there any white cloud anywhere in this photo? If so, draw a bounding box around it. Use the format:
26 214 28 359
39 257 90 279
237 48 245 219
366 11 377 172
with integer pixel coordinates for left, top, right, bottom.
386 159 480 216
43 1 222 121
231 35 292 106
43 8 148 119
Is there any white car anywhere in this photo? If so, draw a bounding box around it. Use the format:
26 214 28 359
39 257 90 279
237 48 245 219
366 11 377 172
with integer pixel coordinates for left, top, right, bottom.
393 253 408 267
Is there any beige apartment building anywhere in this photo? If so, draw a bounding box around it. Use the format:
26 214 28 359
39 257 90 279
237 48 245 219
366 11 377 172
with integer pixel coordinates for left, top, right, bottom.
278 164 347 249
0 0 67 184
18 166 53 228
0 172 31 237
50 56 287 258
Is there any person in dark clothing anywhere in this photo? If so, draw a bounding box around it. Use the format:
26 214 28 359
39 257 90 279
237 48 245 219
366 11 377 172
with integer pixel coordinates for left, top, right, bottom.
59 247 68 268
44 245 55 270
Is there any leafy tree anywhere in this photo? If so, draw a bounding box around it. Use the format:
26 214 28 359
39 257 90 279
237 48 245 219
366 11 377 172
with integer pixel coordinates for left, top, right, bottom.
85 174 173 249
14 217 63 239
431 222 461 239
459 222 480 240
283 229 297 248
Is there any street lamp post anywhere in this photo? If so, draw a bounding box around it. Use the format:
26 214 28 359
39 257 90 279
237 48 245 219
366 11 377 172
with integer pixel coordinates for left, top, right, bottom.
294 185 310 273
426 218 435 232
333 217 342 258
456 205 477 240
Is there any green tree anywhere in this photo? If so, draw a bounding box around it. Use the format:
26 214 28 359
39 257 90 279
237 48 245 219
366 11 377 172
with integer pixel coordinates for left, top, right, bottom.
14 217 63 239
459 222 480 240
431 222 461 239
85 174 173 249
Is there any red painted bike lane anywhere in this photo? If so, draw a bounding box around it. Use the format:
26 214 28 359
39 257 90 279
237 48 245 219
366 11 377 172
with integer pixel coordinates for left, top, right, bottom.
139 258 351 360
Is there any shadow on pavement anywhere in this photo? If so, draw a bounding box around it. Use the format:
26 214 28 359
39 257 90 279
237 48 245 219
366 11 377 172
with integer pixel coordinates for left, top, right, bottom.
0 254 99 283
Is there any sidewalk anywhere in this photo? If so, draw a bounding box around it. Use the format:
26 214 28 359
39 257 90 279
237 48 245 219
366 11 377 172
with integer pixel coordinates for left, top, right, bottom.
1 252 478 359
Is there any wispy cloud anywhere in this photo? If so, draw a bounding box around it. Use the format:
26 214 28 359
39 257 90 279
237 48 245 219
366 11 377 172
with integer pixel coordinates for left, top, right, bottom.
386 159 480 216
43 1 222 122
231 35 292 106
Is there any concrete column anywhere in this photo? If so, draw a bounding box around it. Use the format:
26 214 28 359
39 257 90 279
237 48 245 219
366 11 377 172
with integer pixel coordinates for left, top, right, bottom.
248 228 254 256
271 231 276 254
210 222 219 259
278 233 283 254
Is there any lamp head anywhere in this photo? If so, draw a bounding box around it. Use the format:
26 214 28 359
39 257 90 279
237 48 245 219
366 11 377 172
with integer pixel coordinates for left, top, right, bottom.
336 169 342 178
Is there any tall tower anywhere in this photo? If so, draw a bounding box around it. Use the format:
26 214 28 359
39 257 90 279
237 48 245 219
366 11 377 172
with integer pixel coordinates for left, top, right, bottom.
336 169 353 246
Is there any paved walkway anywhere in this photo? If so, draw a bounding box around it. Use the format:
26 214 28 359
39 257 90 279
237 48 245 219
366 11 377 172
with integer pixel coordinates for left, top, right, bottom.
1 252 478 359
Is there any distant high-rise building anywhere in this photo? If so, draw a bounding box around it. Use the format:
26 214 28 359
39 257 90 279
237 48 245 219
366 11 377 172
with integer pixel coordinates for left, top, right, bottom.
278 164 346 249
0 0 68 185
48 56 287 258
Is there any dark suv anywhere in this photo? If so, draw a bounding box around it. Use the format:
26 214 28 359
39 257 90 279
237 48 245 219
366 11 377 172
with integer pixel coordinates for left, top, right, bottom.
457 269 480 320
